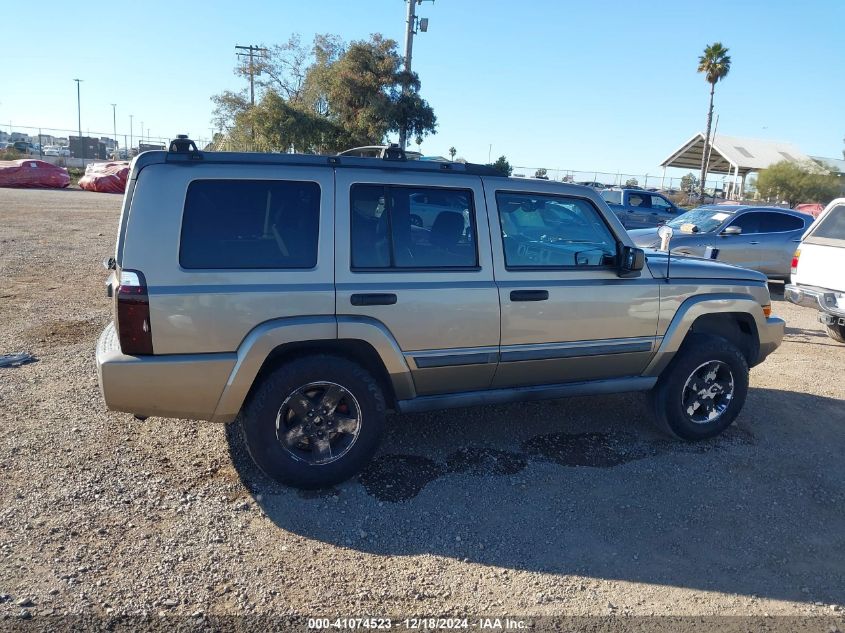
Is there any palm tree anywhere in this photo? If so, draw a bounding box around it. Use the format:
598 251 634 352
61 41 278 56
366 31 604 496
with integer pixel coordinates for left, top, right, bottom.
449 146 456 162
697 42 731 199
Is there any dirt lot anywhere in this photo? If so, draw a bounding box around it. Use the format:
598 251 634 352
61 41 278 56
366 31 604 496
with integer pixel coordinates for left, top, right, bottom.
1 188 844 628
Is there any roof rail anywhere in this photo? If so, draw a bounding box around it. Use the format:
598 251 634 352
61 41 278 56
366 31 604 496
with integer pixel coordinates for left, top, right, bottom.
161 142 502 176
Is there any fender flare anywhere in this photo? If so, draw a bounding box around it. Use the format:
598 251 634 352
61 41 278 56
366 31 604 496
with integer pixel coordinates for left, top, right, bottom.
644 293 766 377
210 315 414 422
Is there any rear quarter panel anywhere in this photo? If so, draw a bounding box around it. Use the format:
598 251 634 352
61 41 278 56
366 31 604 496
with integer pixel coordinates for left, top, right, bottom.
122 163 336 354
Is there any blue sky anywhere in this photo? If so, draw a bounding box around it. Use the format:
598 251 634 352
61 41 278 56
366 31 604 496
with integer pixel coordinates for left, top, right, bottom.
3 0 843 177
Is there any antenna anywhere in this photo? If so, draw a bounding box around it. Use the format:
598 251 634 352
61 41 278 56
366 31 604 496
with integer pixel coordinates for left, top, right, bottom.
657 224 674 280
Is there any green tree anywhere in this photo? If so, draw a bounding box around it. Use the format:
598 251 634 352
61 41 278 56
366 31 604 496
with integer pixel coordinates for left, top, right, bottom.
697 42 732 199
488 155 512 177
534 168 548 179
755 160 840 208
625 177 639 187
449 146 456 161
210 33 437 153
680 172 699 193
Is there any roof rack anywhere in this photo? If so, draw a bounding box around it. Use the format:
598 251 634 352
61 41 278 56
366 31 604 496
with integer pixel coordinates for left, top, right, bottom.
157 136 501 176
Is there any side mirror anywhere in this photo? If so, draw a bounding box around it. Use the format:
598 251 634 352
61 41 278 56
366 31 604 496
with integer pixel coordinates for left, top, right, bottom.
721 225 742 236
618 244 645 278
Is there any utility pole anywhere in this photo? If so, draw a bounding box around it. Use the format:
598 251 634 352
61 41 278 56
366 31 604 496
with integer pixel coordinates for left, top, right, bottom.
235 44 267 106
129 114 134 152
73 78 83 158
111 104 117 156
398 1 431 149
398 0 417 150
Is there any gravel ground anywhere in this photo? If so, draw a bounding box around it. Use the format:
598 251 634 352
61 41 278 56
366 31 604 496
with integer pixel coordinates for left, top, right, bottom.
1 188 844 628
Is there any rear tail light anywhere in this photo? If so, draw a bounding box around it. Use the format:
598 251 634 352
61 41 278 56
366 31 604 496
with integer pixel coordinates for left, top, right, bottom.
116 269 153 355
790 249 800 276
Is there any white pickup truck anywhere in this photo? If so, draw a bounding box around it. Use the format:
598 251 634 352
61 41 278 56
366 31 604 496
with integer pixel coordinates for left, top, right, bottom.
786 198 845 343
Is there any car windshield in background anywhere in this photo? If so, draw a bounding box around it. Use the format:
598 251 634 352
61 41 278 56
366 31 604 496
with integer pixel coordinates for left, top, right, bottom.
600 190 622 205
667 208 735 233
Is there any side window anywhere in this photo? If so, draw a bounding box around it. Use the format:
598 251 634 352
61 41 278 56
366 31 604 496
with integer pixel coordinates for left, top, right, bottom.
496 192 617 268
650 195 673 210
759 212 805 233
628 193 648 208
180 179 320 269
350 184 478 269
811 204 845 239
728 212 762 235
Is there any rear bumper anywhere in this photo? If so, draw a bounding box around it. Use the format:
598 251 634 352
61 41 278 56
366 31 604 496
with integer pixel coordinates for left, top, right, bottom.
756 316 785 366
785 284 845 323
95 322 236 420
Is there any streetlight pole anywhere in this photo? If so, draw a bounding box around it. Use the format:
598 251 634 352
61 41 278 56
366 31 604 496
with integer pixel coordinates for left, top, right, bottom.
111 104 117 157
73 78 83 158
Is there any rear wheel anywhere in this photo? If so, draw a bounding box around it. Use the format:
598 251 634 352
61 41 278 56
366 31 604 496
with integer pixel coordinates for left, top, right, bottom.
825 322 845 344
650 334 749 440
240 355 386 489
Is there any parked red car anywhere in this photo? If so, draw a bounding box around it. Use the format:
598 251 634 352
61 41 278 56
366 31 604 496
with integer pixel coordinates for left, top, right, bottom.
0 159 70 189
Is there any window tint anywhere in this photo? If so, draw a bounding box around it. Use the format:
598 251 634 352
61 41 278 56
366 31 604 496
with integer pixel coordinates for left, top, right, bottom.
759 212 805 232
351 185 477 269
728 212 763 234
812 205 845 239
496 192 617 268
180 179 320 269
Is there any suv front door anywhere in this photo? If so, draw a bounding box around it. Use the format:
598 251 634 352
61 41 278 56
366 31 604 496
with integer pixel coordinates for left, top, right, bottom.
485 181 660 388
335 170 500 396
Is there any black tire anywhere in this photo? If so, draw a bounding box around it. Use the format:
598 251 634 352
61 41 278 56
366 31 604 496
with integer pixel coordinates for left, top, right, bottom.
650 333 749 440
240 355 386 489
825 323 845 344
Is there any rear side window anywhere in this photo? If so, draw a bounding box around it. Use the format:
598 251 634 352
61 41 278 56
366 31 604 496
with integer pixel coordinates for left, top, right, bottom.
180 179 320 269
600 190 622 205
350 184 478 269
811 204 845 240
759 212 805 232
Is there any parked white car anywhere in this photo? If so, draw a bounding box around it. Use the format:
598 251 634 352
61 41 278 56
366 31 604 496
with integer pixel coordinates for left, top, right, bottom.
785 198 845 343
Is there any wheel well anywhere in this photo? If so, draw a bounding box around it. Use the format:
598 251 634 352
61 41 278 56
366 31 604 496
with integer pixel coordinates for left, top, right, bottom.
687 312 760 365
251 339 398 409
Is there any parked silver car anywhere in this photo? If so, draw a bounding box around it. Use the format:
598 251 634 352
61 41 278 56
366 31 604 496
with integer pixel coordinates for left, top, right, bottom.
628 205 813 280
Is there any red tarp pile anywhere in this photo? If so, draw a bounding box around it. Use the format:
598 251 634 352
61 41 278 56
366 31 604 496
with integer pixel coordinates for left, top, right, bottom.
78 161 130 194
0 159 70 189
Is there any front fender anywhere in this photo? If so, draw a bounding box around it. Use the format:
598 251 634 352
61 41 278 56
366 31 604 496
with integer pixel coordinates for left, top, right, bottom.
644 293 767 377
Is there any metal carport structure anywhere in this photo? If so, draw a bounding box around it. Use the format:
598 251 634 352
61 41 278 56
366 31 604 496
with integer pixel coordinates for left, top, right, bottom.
660 133 813 200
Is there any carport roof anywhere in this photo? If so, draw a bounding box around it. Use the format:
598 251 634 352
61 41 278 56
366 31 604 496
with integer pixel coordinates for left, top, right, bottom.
661 133 813 175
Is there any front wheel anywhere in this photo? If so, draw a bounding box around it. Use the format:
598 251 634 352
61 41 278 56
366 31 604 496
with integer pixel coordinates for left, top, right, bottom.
825 322 845 344
650 334 749 440
240 355 386 489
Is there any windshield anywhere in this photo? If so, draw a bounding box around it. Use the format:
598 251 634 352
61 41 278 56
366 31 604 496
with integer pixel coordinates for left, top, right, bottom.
667 208 735 233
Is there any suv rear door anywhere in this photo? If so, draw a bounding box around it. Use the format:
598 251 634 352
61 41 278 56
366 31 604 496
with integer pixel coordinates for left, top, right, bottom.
334 169 499 396
484 180 660 388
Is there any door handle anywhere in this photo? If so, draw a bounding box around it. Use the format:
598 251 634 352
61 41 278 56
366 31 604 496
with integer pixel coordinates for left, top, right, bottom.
350 293 397 306
510 290 549 302
749 241 759 245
